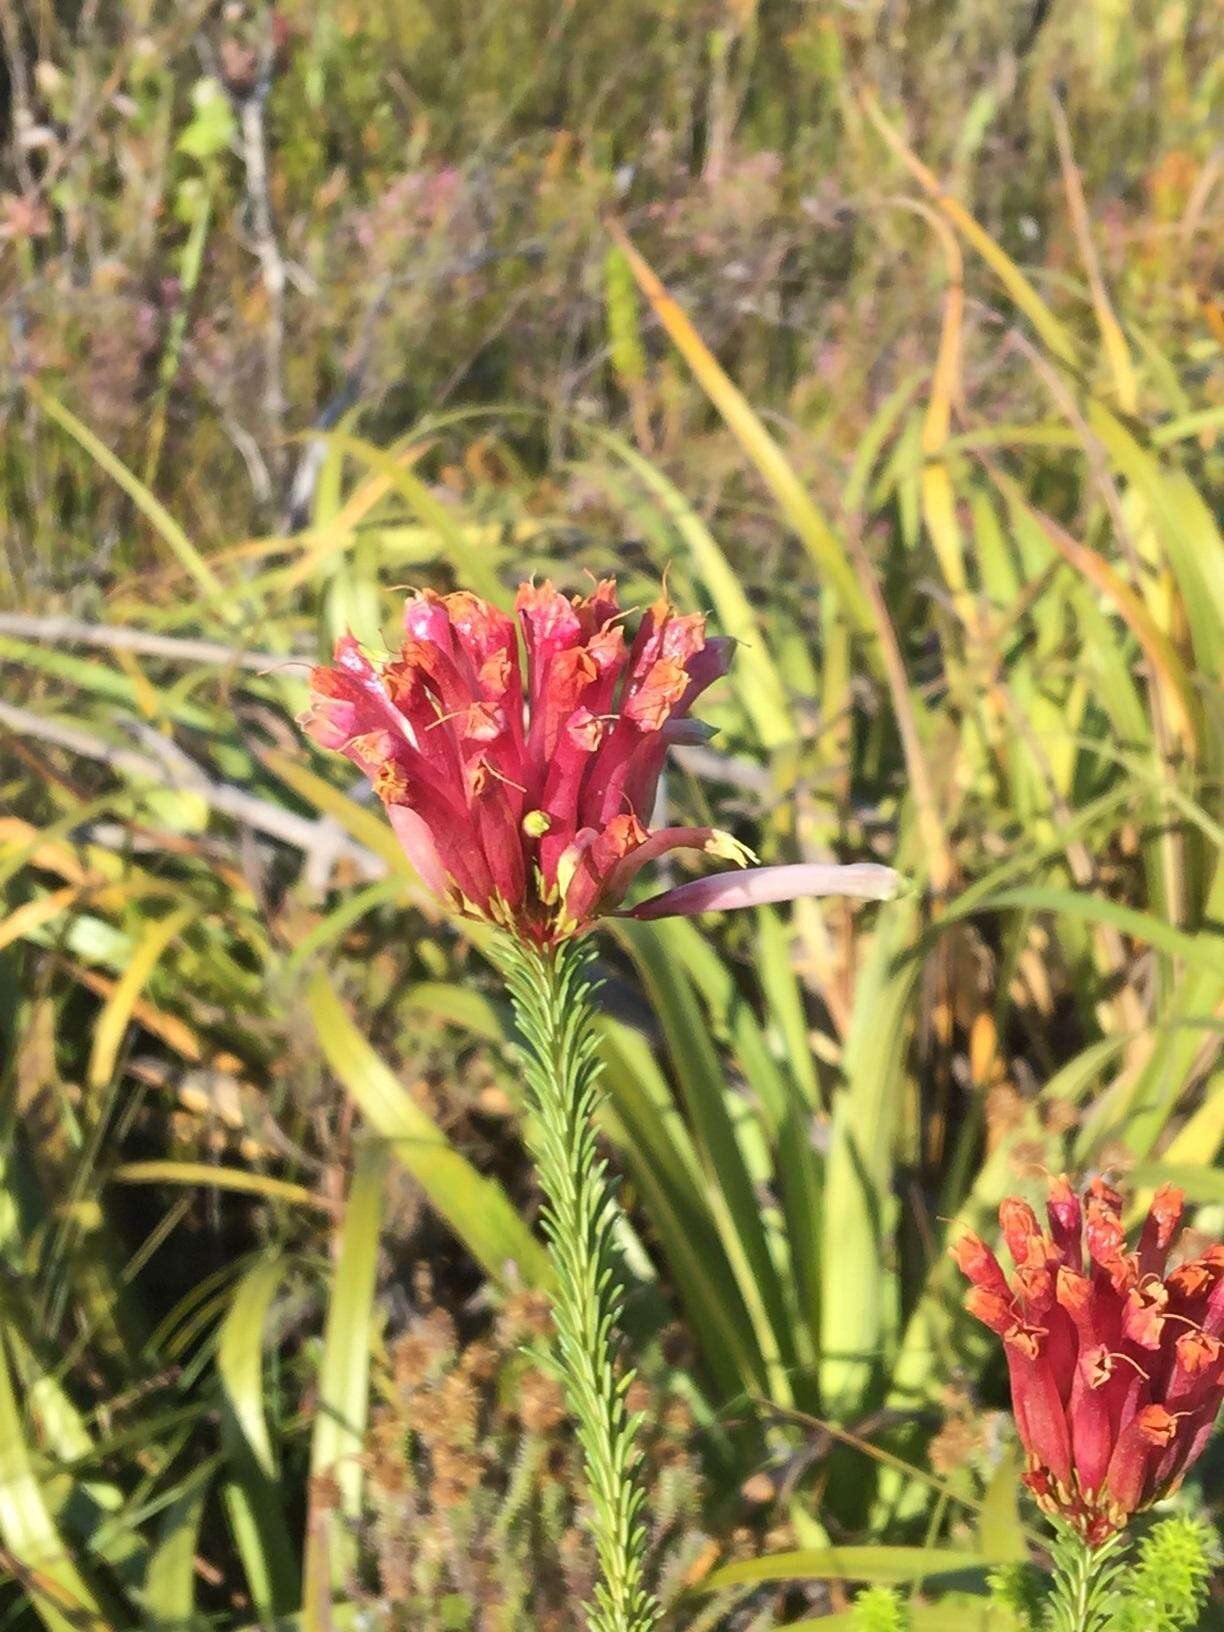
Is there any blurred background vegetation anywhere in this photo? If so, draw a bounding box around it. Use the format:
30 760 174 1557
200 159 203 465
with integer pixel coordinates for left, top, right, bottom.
0 0 1221 1628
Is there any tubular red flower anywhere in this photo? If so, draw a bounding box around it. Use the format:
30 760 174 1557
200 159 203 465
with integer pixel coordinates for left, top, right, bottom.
956 1175 1224 1547
300 579 901 942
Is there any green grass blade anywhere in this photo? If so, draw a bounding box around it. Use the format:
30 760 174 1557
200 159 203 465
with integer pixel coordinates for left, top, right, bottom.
0 1324 110 1632
582 425 795 751
613 920 797 1405
307 971 550 1287
702 1545 991 1589
218 1255 298 1621
143 1475 208 1632
302 1141 387 1626
26 381 231 611
820 898 920 1412
608 226 875 635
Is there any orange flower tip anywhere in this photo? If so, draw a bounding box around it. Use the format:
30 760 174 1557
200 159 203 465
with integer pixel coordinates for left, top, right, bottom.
1016 1265 1054 1307
1003 1322 1045 1360
1046 1173 1082 1231
1136 1406 1178 1448
950 1230 986 1270
1175 1330 1221 1375
1152 1181 1184 1215
1123 1309 1166 1350
1168 1262 1212 1299
1000 1197 1042 1234
1080 1344 1115 1389
964 1287 1011 1330
1087 1176 1124 1215
1144 1183 1185 1249
1055 1266 1091 1315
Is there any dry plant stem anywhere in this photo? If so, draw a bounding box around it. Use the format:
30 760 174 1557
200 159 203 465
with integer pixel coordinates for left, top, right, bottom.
0 699 385 886
238 76 286 487
499 936 656 1632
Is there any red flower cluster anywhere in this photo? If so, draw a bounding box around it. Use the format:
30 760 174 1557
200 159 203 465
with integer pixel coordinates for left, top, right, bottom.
302 579 753 941
302 579 900 941
956 1177 1224 1545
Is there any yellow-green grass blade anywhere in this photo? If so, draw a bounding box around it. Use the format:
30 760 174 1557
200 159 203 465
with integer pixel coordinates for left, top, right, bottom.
820 897 920 1412
607 225 875 635
302 1141 387 1626
936 884 1221 972
581 424 795 751
112 1161 334 1213
87 906 197 1089
308 971 550 1287
276 425 428 594
219 1255 290 1483
218 1255 298 1620
860 92 1078 367
1130 1162 1224 1205
991 475 1200 759
702 1546 992 1590
780 1605 1009 1632
1048 95 1138 414
25 381 232 613
842 369 927 517
0 1325 110 1632
599 1034 767 1404
6 1327 135 1546
261 750 416 881
0 637 215 731
662 917 822 1373
401 980 506 1043
613 920 798 1406
595 1017 709 1206
1088 403 1224 677
974 1448 1028 1565
754 907 822 1110
303 431 506 607
1155 1080 1224 1170
143 1474 208 1632
1096 857 1224 1159
284 880 408 977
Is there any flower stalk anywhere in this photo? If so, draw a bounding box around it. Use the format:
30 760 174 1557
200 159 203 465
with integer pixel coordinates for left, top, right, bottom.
1044 1523 1130 1632
499 935 656 1632
299 574 903 1628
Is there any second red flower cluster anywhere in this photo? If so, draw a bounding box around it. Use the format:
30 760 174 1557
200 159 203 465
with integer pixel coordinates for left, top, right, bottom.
956 1177 1223 1545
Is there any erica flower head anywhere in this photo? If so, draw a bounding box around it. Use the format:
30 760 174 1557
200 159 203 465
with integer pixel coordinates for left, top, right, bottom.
301 578 899 943
956 1176 1224 1546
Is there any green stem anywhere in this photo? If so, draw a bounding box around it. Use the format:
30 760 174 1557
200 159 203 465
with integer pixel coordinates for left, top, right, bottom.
500 936 657 1632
